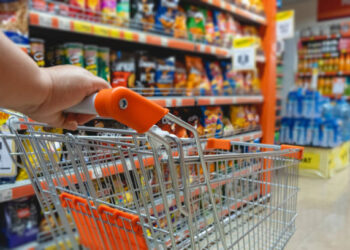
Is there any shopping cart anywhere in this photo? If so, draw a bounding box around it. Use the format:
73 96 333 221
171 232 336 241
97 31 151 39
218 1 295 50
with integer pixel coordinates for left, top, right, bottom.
2 87 303 250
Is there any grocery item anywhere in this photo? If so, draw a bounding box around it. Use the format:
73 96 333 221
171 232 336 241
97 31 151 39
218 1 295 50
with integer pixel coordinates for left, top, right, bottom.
98 47 110 82
69 0 85 16
230 106 247 130
137 52 156 95
204 10 215 45
84 45 98 76
173 6 187 39
116 0 130 25
174 60 187 94
55 44 66 65
201 106 223 137
86 0 100 19
186 5 205 42
205 61 224 95
101 0 117 23
111 51 136 88
64 42 84 67
29 38 45 67
132 0 155 31
221 61 236 95
155 56 175 96
185 56 210 96
213 10 227 47
156 0 179 35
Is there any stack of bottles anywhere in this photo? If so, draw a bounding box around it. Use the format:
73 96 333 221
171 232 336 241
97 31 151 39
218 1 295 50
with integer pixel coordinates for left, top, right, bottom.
280 88 350 148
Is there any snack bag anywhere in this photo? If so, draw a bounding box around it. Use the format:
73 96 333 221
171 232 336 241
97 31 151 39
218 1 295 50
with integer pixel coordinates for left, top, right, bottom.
201 106 222 137
174 60 187 94
205 61 224 95
157 116 173 133
185 56 211 96
204 10 215 45
213 10 227 47
186 5 205 42
101 0 117 23
156 0 179 35
222 117 234 137
174 6 187 39
137 52 156 95
220 61 236 95
230 106 247 130
185 108 204 137
225 15 237 48
132 0 155 31
69 0 85 17
116 0 130 26
155 56 175 96
173 109 188 138
86 0 100 19
111 51 136 88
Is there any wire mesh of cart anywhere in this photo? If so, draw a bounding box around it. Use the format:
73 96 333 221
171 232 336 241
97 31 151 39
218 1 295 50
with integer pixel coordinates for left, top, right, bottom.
2 88 303 250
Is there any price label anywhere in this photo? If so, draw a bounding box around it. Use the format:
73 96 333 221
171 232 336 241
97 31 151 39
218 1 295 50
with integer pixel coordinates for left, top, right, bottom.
276 10 294 40
233 37 256 71
94 25 110 37
300 152 320 170
110 29 121 38
59 18 71 31
73 21 92 34
39 14 52 27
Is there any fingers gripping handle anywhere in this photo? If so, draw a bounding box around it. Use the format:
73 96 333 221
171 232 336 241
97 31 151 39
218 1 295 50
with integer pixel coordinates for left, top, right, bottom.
68 87 169 133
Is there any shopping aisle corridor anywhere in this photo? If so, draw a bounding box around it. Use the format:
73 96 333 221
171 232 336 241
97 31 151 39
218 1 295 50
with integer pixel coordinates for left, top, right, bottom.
286 167 350 250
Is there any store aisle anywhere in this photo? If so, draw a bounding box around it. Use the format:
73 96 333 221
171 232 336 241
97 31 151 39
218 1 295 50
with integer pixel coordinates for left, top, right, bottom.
286 168 350 250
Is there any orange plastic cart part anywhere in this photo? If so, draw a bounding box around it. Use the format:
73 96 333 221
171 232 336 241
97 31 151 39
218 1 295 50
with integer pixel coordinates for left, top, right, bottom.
281 145 304 160
60 192 148 250
94 87 169 134
206 138 231 151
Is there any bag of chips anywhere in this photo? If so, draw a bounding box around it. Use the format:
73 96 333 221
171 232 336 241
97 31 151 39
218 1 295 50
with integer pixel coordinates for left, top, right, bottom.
186 5 205 42
213 10 227 47
155 0 179 35
173 6 187 39
220 61 236 95
155 56 175 96
111 51 136 88
185 56 210 96
205 61 224 95
137 52 156 95
174 60 188 95
132 0 155 31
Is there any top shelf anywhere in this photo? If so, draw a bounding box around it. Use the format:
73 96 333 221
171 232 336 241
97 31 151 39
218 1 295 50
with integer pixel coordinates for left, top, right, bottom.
199 0 266 25
300 34 340 43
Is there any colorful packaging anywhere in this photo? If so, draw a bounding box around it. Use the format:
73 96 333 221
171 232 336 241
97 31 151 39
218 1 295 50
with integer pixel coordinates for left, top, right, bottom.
55 44 66 65
84 45 98 76
101 0 117 23
185 108 204 137
64 42 84 67
116 0 130 25
112 51 136 88
222 117 234 137
201 106 223 137
186 5 205 42
29 38 45 67
155 56 175 96
132 0 155 31
230 106 248 130
204 10 215 45
221 61 236 95
156 0 179 35
173 6 187 39
86 0 101 19
157 116 173 133
173 109 188 138
213 10 227 47
69 0 85 16
137 52 156 95
0 197 39 248
98 47 110 82
205 61 224 95
185 56 210 96
225 15 237 48
174 60 187 94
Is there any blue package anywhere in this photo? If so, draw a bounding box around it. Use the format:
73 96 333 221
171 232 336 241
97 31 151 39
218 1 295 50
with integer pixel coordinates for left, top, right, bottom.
280 118 290 144
205 61 225 96
220 61 236 95
287 89 303 118
293 119 306 145
155 0 179 35
155 56 175 96
302 89 322 118
311 118 323 147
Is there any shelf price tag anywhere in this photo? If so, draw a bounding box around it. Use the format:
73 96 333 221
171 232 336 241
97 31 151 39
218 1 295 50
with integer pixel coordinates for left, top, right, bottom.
232 37 256 71
94 25 110 37
277 10 294 40
73 21 93 34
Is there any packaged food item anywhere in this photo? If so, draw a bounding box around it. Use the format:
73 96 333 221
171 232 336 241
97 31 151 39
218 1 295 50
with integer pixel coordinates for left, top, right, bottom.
116 0 130 25
84 45 98 76
132 0 155 31
222 117 234 136
46 46 55 66
29 38 45 67
213 10 227 46
201 106 223 137
0 0 29 48
185 56 211 96
174 60 187 94
55 44 66 65
86 0 101 19
111 51 136 88
205 61 224 95
157 116 173 133
204 10 215 45
185 107 204 137
186 5 205 42
98 47 110 82
69 0 85 17
220 61 236 95
137 52 156 95
155 56 175 96
173 6 187 39
64 42 84 67
230 106 248 130
101 0 117 23
0 197 39 248
225 15 237 48
156 0 179 35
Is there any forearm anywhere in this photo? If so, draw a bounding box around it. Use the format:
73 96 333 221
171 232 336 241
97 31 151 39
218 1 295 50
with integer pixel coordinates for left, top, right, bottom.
0 32 50 114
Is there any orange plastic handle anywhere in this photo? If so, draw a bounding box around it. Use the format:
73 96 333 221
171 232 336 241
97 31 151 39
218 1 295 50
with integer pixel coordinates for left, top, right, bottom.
281 145 304 160
206 138 232 150
94 87 169 133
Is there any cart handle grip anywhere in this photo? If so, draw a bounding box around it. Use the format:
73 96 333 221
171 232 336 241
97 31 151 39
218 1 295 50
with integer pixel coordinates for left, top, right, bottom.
206 138 231 150
281 145 304 160
66 87 169 133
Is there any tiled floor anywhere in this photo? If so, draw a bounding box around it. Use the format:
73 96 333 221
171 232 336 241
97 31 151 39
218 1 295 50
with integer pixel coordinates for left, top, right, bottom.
285 167 350 250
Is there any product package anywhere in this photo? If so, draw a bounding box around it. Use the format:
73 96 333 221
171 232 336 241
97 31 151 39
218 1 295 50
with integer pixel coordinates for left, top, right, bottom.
155 56 175 96
137 52 157 95
186 5 205 42
111 51 136 88
155 0 179 35
230 106 248 130
185 56 211 96
98 47 110 82
132 0 155 31
84 44 99 76
213 10 227 47
29 38 45 67
201 106 223 137
204 10 216 45
86 0 100 20
205 61 224 95
69 0 85 17
174 60 188 94
64 42 84 67
173 6 187 39
0 197 40 248
116 0 130 26
101 0 117 23
220 61 236 95
185 108 205 137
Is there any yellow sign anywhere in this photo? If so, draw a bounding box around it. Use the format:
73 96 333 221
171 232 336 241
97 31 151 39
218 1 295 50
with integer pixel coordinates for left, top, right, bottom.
233 37 256 49
0 112 9 126
300 152 320 170
94 25 110 37
73 21 92 34
277 10 294 22
110 29 121 39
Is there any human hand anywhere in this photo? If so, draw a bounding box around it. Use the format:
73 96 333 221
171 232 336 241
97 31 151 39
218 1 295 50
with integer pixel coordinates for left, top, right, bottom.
24 65 110 130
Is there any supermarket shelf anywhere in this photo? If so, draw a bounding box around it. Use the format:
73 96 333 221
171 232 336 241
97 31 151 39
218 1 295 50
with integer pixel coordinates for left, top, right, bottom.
200 0 266 25
29 10 231 58
149 95 264 107
298 72 350 77
300 34 340 43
